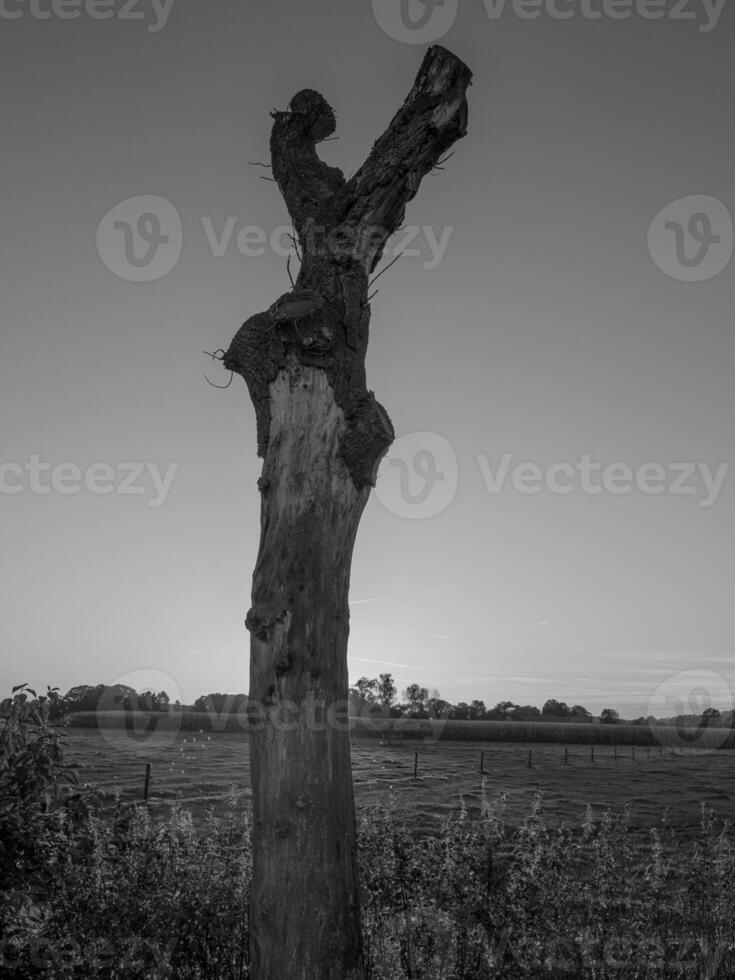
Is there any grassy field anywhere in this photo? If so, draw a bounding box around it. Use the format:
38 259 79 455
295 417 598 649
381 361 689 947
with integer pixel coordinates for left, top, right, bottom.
67 709 735 746
7 713 735 977
62 725 735 841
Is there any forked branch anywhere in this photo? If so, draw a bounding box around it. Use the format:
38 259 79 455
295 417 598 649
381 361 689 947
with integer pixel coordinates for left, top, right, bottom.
268 46 472 272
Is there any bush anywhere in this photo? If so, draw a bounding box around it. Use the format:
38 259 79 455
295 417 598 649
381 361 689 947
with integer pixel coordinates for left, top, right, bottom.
0 685 94 887
357 790 735 978
0 795 251 978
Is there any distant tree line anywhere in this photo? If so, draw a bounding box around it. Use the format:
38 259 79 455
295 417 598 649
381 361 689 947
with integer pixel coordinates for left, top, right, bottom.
347 676 733 729
46 684 176 721
35 679 733 730
347 677 621 723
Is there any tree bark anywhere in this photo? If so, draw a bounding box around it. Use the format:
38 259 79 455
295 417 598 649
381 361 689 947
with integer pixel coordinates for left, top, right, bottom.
222 45 471 980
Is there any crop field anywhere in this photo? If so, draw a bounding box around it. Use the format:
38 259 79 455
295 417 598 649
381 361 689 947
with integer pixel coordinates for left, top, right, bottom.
62 725 735 841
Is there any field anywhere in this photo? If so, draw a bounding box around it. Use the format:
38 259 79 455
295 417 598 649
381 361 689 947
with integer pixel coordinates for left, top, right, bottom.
62 724 735 841
7 715 735 977
67 710 735 747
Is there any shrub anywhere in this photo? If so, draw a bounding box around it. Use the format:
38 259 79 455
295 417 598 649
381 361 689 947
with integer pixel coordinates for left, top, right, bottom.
357 789 735 978
0 685 93 887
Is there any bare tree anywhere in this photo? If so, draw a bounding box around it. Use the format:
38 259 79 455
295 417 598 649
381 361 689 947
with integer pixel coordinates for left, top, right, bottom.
221 46 472 979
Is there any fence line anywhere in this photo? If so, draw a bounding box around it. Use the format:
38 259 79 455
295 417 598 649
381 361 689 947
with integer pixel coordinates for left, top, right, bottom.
124 742 717 810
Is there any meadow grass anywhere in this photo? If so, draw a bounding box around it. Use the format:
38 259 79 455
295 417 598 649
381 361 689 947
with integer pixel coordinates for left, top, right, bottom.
67 711 735 749
3 786 735 978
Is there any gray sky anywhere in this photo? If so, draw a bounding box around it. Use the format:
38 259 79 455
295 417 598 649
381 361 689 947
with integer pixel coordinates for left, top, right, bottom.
1 0 733 717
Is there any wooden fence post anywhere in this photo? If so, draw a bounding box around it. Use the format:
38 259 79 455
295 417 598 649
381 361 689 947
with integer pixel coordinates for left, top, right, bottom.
143 763 152 803
527 749 532 769
590 746 594 763
480 750 485 774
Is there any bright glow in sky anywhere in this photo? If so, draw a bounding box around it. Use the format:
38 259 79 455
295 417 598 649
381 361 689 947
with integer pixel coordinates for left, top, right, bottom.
1 1 733 717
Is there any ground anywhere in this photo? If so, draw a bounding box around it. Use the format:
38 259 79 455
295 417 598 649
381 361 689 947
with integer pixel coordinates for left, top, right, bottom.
63 728 735 842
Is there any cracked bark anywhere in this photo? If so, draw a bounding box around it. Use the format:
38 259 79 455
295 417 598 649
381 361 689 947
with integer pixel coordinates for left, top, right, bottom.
222 45 471 980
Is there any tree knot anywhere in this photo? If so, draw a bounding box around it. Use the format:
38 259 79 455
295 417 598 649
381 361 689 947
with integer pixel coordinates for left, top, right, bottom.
245 605 289 642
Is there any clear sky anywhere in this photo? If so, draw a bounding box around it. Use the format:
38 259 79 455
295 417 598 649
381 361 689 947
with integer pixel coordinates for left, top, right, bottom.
1 0 733 717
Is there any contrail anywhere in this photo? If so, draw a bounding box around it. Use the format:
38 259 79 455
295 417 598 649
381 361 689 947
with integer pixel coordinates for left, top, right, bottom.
352 657 415 669
349 588 449 606
418 631 452 640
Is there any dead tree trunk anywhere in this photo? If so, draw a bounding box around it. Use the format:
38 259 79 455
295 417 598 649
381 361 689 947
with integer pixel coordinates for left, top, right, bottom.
222 45 471 980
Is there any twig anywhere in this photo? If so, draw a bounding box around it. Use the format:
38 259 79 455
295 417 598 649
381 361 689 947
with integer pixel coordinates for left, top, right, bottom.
289 227 302 262
203 349 233 387
431 150 455 173
286 254 295 287
368 252 403 288
204 371 234 389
